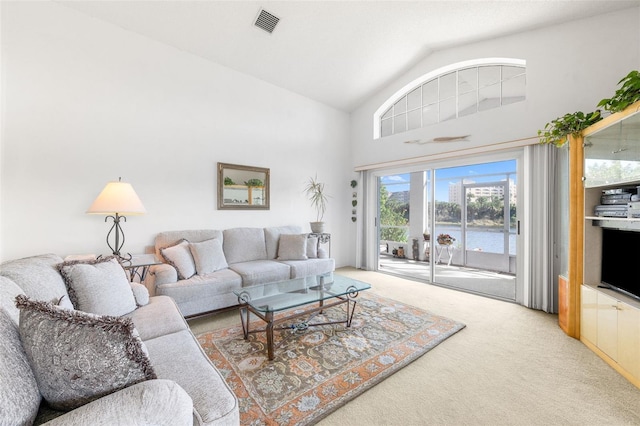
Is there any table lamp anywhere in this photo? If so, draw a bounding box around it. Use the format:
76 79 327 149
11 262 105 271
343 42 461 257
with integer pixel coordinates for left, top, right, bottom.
87 177 146 261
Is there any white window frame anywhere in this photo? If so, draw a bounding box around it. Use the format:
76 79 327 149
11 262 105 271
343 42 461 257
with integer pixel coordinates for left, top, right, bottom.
373 58 526 139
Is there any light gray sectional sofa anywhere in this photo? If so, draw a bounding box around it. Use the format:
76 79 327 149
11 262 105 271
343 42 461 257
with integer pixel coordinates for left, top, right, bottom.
0 253 239 426
147 226 335 317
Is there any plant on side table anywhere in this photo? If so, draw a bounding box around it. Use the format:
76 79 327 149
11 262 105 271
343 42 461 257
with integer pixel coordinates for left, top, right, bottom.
437 233 456 245
304 175 329 233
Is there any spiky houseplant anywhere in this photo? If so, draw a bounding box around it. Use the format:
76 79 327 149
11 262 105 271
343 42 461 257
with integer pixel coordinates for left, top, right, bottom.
304 175 328 233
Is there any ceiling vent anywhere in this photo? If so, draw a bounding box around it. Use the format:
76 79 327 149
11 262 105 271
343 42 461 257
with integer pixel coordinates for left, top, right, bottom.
254 9 280 34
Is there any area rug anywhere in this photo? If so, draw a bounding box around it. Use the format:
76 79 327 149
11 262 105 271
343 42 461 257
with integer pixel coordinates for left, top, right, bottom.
197 293 465 426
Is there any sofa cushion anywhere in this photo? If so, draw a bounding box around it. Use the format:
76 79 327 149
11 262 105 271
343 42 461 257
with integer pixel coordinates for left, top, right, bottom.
125 295 189 341
0 276 24 326
155 270 243 317
41 380 194 426
130 282 150 306
0 253 74 310
307 235 319 259
264 226 303 259
279 258 336 279
0 307 41 426
229 260 290 286
277 234 308 260
144 330 239 425
160 239 196 280
155 229 223 258
15 295 157 411
58 257 137 316
189 238 228 275
224 227 268 264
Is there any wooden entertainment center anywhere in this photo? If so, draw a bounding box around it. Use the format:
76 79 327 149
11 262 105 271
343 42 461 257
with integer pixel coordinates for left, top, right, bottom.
560 101 640 389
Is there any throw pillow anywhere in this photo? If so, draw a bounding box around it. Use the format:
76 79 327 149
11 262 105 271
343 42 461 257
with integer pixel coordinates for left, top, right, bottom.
130 283 150 306
58 257 137 317
277 234 308 260
307 235 319 259
189 238 228 275
0 307 41 425
159 239 196 280
15 295 156 411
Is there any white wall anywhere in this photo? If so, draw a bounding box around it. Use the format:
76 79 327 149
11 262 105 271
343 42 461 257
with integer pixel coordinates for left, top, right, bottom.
3 4 637 267
350 7 640 169
0 2 354 265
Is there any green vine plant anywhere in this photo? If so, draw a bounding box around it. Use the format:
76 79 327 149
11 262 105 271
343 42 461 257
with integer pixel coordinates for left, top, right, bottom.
538 110 602 147
539 69 640 147
597 70 640 113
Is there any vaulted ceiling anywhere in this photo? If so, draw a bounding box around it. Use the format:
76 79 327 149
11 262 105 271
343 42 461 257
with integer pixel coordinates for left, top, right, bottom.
59 1 638 112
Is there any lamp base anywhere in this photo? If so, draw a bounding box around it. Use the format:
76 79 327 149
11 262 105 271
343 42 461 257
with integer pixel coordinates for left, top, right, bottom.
104 213 132 264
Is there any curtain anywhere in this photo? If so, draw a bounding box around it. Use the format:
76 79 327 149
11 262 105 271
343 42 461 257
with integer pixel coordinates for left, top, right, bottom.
526 143 557 313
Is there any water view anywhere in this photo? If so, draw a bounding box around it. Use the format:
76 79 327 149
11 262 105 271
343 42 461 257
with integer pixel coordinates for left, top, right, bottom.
434 225 517 255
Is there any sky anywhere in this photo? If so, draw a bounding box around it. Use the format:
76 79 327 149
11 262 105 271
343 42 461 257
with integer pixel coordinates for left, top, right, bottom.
381 159 516 201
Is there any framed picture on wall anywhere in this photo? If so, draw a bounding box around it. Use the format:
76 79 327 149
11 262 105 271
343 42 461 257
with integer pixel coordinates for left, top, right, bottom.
217 162 270 210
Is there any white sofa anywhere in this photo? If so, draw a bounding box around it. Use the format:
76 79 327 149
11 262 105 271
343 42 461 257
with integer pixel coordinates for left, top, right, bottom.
0 253 239 425
146 226 335 317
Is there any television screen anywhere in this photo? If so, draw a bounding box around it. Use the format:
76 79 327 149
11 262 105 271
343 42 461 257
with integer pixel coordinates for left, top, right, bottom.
601 228 640 301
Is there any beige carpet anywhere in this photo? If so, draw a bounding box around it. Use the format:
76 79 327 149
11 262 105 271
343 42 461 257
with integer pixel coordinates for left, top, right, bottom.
188 268 640 425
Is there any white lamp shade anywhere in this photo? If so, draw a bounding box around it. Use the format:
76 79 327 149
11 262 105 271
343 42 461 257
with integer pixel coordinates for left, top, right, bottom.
87 181 147 215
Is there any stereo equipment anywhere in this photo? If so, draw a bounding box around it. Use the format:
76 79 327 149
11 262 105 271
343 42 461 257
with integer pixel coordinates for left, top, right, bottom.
595 186 640 217
594 205 628 217
601 193 632 204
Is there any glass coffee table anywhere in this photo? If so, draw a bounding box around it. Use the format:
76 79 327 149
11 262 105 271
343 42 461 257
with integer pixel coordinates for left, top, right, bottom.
233 273 371 360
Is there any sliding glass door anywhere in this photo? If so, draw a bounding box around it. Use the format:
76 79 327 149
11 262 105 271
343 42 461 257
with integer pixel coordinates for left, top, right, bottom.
377 158 518 301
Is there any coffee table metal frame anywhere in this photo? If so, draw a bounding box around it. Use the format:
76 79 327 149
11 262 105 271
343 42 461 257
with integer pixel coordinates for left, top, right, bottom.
235 275 369 360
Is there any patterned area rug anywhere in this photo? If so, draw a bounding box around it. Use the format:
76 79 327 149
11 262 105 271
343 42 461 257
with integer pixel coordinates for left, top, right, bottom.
197 294 465 425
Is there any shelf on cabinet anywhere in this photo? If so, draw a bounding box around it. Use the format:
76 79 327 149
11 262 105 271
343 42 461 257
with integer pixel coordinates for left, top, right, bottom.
586 216 640 230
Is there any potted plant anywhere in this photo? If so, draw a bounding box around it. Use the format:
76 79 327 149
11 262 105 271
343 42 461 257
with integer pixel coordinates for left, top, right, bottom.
304 175 329 233
437 233 456 245
538 110 602 147
597 70 640 113
538 70 640 147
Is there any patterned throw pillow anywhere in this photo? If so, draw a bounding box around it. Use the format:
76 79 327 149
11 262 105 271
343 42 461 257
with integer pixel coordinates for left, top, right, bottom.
58 257 137 316
15 295 156 411
159 239 196 280
277 234 309 260
189 238 228 275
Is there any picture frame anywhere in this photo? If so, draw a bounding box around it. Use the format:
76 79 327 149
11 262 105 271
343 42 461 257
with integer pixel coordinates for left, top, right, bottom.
217 163 270 210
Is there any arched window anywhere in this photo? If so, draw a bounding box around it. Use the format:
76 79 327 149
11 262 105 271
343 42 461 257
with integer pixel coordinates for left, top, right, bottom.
374 58 526 139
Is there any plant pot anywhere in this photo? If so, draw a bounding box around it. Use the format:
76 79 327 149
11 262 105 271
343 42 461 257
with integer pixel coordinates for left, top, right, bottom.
310 222 325 233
